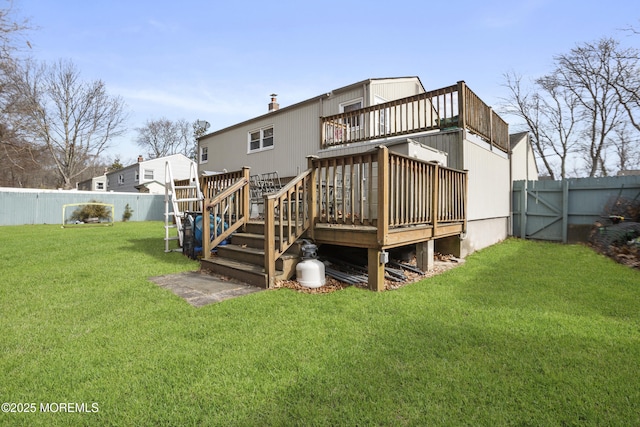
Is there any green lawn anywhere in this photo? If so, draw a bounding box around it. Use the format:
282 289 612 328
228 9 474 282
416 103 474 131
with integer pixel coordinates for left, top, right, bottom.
1 222 638 426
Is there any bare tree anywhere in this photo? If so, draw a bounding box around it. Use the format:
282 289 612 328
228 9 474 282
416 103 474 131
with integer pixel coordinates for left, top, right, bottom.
502 72 580 179
136 117 194 159
5 59 128 188
611 125 640 172
0 1 30 61
0 2 39 187
553 38 626 176
502 37 640 178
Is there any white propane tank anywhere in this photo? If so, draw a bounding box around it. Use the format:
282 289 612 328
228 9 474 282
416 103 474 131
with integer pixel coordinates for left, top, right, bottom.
296 241 325 289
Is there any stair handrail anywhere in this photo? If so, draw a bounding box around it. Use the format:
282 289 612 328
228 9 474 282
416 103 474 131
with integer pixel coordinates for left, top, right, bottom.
202 168 251 259
264 168 313 288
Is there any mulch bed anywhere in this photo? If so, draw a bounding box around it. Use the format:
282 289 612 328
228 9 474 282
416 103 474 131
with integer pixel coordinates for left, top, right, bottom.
274 253 463 293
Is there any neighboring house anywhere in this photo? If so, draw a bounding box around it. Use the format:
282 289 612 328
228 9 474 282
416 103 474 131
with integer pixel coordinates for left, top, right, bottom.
510 132 539 181
198 77 532 258
77 174 107 192
106 154 195 194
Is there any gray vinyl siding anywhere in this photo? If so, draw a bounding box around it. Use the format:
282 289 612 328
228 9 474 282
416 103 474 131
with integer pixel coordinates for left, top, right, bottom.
204 101 324 178
412 130 464 170
199 77 427 178
107 165 139 192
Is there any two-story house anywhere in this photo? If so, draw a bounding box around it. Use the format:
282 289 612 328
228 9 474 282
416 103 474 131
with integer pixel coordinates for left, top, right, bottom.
198 77 535 255
106 154 195 194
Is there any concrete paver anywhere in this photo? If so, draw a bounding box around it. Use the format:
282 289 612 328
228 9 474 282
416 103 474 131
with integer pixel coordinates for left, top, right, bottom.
149 271 263 307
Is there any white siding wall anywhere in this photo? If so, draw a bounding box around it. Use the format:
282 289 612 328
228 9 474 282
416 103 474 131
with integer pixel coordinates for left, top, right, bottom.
369 78 425 103
106 154 194 193
511 136 539 181
463 134 511 221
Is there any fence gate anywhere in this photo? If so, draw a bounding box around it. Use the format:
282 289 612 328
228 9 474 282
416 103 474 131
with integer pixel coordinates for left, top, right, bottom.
512 180 568 242
512 177 640 243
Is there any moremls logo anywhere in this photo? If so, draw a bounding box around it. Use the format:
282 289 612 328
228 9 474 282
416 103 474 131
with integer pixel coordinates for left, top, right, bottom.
39 402 99 413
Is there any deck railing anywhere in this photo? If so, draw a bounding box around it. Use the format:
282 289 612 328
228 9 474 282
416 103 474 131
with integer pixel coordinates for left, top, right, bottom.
201 168 250 259
321 81 509 152
264 169 313 287
197 150 466 287
309 146 467 243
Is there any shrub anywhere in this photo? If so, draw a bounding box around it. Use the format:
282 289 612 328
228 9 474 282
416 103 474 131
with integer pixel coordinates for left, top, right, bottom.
70 200 111 222
122 204 134 222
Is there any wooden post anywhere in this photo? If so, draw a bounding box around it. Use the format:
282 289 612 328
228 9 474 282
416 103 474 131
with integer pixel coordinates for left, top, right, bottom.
416 240 434 272
307 156 318 240
457 80 467 131
368 248 385 292
264 197 276 288
320 116 326 149
463 170 468 234
489 107 494 150
242 167 250 232
432 163 439 236
377 146 389 246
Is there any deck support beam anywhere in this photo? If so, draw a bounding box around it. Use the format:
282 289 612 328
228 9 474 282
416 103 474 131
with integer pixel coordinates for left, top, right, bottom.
367 248 386 292
416 240 434 272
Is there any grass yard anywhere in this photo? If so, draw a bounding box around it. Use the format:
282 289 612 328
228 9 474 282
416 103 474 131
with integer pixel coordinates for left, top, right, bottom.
1 222 639 426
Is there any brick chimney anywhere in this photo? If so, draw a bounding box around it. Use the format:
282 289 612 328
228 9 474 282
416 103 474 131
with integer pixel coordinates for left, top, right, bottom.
268 94 279 112
137 155 144 162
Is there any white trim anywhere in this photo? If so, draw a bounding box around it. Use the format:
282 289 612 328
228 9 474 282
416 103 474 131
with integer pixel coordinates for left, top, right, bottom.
247 125 275 154
339 97 364 113
199 146 208 164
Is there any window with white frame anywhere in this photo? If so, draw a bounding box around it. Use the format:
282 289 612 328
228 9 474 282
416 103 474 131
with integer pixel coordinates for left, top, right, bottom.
144 169 154 180
248 126 274 152
340 99 363 128
374 95 390 135
200 146 208 163
96 182 104 190
118 174 124 185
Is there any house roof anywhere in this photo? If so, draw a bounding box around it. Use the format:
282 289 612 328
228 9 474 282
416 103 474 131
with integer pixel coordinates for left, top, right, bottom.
509 131 529 149
199 76 426 139
134 180 165 190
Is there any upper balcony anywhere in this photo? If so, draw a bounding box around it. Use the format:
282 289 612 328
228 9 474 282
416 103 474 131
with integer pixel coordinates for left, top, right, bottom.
321 81 509 153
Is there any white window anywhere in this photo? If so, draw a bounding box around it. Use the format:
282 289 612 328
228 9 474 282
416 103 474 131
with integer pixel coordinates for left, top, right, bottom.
96 182 104 190
200 146 208 163
118 174 124 185
144 169 154 180
338 99 365 141
374 95 390 135
248 126 274 153
340 99 363 128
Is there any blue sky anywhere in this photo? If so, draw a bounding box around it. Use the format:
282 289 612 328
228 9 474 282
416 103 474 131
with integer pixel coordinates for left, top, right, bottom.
13 0 640 163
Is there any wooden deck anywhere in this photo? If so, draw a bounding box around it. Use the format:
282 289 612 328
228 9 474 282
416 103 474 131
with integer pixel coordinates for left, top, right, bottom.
198 146 466 291
193 81 512 290
321 80 509 153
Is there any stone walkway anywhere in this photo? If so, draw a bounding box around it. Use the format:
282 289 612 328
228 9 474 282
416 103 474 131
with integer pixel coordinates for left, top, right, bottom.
149 271 263 307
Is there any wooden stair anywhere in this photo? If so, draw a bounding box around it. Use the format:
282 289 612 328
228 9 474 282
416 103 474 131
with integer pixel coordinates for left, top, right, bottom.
200 221 301 288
